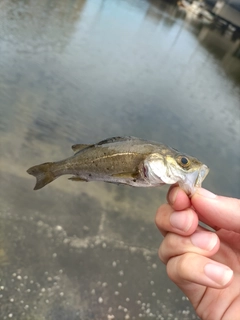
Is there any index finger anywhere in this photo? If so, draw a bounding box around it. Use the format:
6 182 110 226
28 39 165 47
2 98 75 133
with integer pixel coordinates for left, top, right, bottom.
167 186 191 211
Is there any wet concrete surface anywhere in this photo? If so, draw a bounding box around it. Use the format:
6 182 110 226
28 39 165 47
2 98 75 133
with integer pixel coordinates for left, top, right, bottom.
0 0 240 319
0 172 196 320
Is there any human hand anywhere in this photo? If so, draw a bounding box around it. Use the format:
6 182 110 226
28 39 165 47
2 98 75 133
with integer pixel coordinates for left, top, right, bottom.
155 187 240 320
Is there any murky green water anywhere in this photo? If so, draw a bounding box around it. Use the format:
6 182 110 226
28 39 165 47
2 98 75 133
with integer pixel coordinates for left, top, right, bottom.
0 0 239 319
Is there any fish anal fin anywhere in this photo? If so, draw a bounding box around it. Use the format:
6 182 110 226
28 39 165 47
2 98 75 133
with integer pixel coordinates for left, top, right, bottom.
71 144 90 153
68 176 88 182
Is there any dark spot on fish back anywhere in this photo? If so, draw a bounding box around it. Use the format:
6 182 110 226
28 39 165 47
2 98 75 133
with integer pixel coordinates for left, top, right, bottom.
92 161 98 167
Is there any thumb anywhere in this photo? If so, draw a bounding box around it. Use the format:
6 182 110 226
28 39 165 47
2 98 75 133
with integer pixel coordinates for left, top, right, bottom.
191 188 240 233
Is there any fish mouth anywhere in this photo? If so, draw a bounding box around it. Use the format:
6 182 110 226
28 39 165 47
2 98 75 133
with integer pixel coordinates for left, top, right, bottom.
179 164 209 196
195 164 209 188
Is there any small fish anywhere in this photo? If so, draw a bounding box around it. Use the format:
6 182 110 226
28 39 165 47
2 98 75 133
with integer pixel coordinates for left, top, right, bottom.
27 136 209 195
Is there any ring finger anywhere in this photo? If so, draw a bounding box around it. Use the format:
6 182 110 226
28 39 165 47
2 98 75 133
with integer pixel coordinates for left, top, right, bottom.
159 226 220 265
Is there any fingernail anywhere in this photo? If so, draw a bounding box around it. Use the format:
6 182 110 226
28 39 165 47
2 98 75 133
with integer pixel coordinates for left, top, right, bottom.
195 188 217 199
170 211 192 232
204 263 233 286
191 231 218 251
168 187 179 204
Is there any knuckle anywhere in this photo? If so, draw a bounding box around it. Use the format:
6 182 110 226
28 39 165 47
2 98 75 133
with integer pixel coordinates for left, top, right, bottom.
165 233 178 248
155 204 171 227
158 245 165 263
166 253 194 282
159 233 181 264
177 254 191 276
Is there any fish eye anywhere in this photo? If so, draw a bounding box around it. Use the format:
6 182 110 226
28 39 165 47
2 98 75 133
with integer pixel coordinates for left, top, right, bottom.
181 157 188 165
177 156 190 168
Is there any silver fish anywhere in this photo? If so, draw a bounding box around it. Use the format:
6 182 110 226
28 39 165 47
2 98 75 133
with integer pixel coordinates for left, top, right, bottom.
27 136 209 195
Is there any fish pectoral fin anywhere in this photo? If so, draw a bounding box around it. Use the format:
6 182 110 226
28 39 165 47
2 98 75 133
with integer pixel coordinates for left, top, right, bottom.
68 176 88 182
71 144 90 153
111 172 139 179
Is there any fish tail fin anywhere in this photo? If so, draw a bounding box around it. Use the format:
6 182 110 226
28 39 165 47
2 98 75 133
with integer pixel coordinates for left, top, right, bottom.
27 162 56 190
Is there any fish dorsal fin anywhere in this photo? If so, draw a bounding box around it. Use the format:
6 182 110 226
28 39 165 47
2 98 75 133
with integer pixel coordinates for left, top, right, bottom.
72 137 139 153
96 136 138 146
71 144 90 153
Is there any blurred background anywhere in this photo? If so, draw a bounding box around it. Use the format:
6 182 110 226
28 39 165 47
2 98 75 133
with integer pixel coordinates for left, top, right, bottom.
0 0 239 319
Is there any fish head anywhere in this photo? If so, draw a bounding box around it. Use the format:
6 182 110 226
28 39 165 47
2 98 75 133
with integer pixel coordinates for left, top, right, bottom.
141 152 209 195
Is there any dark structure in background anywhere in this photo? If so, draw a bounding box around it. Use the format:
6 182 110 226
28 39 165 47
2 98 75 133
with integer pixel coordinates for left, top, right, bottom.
177 0 240 40
206 0 240 11
205 0 240 40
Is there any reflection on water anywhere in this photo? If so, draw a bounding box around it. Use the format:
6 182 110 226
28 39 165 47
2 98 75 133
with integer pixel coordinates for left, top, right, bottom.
0 0 86 52
0 0 240 319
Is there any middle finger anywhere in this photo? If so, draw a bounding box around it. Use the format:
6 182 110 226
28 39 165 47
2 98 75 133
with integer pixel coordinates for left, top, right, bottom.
155 203 199 237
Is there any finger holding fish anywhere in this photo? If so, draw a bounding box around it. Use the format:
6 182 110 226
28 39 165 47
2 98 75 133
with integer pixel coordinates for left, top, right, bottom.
167 185 191 211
